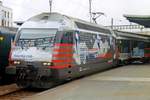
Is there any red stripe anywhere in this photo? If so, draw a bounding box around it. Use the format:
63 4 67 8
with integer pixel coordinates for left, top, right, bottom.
52 59 73 63
144 54 150 57
145 48 150 50
54 43 73 46
8 50 13 65
53 54 73 57
53 49 72 52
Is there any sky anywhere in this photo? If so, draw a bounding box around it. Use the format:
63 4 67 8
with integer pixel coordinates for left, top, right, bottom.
2 0 150 26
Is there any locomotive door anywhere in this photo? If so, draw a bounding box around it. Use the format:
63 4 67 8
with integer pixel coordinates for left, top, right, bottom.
54 31 74 68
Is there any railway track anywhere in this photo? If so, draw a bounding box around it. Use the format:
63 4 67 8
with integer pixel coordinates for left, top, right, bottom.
0 84 43 100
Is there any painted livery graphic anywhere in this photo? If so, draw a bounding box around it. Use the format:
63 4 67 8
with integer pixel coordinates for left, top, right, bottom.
73 31 113 65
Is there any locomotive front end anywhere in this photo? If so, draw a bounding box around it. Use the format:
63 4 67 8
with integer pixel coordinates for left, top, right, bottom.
6 13 76 88
10 29 57 88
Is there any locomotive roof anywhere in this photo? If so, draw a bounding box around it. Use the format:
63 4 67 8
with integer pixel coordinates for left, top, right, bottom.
22 12 111 33
114 30 150 41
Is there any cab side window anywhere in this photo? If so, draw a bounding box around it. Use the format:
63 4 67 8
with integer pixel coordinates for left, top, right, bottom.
61 32 73 44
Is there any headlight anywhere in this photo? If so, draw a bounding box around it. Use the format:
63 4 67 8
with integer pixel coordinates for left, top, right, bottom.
43 62 51 66
13 61 21 65
0 37 4 41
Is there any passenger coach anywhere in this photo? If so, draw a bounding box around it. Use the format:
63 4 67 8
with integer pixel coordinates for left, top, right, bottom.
114 30 150 64
0 27 16 83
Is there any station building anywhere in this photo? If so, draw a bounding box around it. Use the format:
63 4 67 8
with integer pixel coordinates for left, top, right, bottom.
0 1 13 27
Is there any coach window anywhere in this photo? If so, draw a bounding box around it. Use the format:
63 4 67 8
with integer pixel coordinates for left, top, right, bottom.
138 41 144 49
119 40 129 53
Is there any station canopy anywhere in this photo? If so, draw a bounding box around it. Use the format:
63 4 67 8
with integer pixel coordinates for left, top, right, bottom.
124 15 150 28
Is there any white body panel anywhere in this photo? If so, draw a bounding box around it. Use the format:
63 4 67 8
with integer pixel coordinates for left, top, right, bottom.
11 47 53 62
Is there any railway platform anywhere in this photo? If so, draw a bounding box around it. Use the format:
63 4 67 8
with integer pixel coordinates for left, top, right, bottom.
24 63 150 100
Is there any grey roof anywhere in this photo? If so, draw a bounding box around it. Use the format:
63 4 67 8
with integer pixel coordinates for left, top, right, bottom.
124 14 150 28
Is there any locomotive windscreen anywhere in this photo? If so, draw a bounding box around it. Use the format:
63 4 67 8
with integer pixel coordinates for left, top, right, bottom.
19 29 56 39
16 29 56 47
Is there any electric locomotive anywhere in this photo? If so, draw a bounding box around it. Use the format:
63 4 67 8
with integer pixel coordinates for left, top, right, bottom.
0 27 16 83
7 13 117 88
